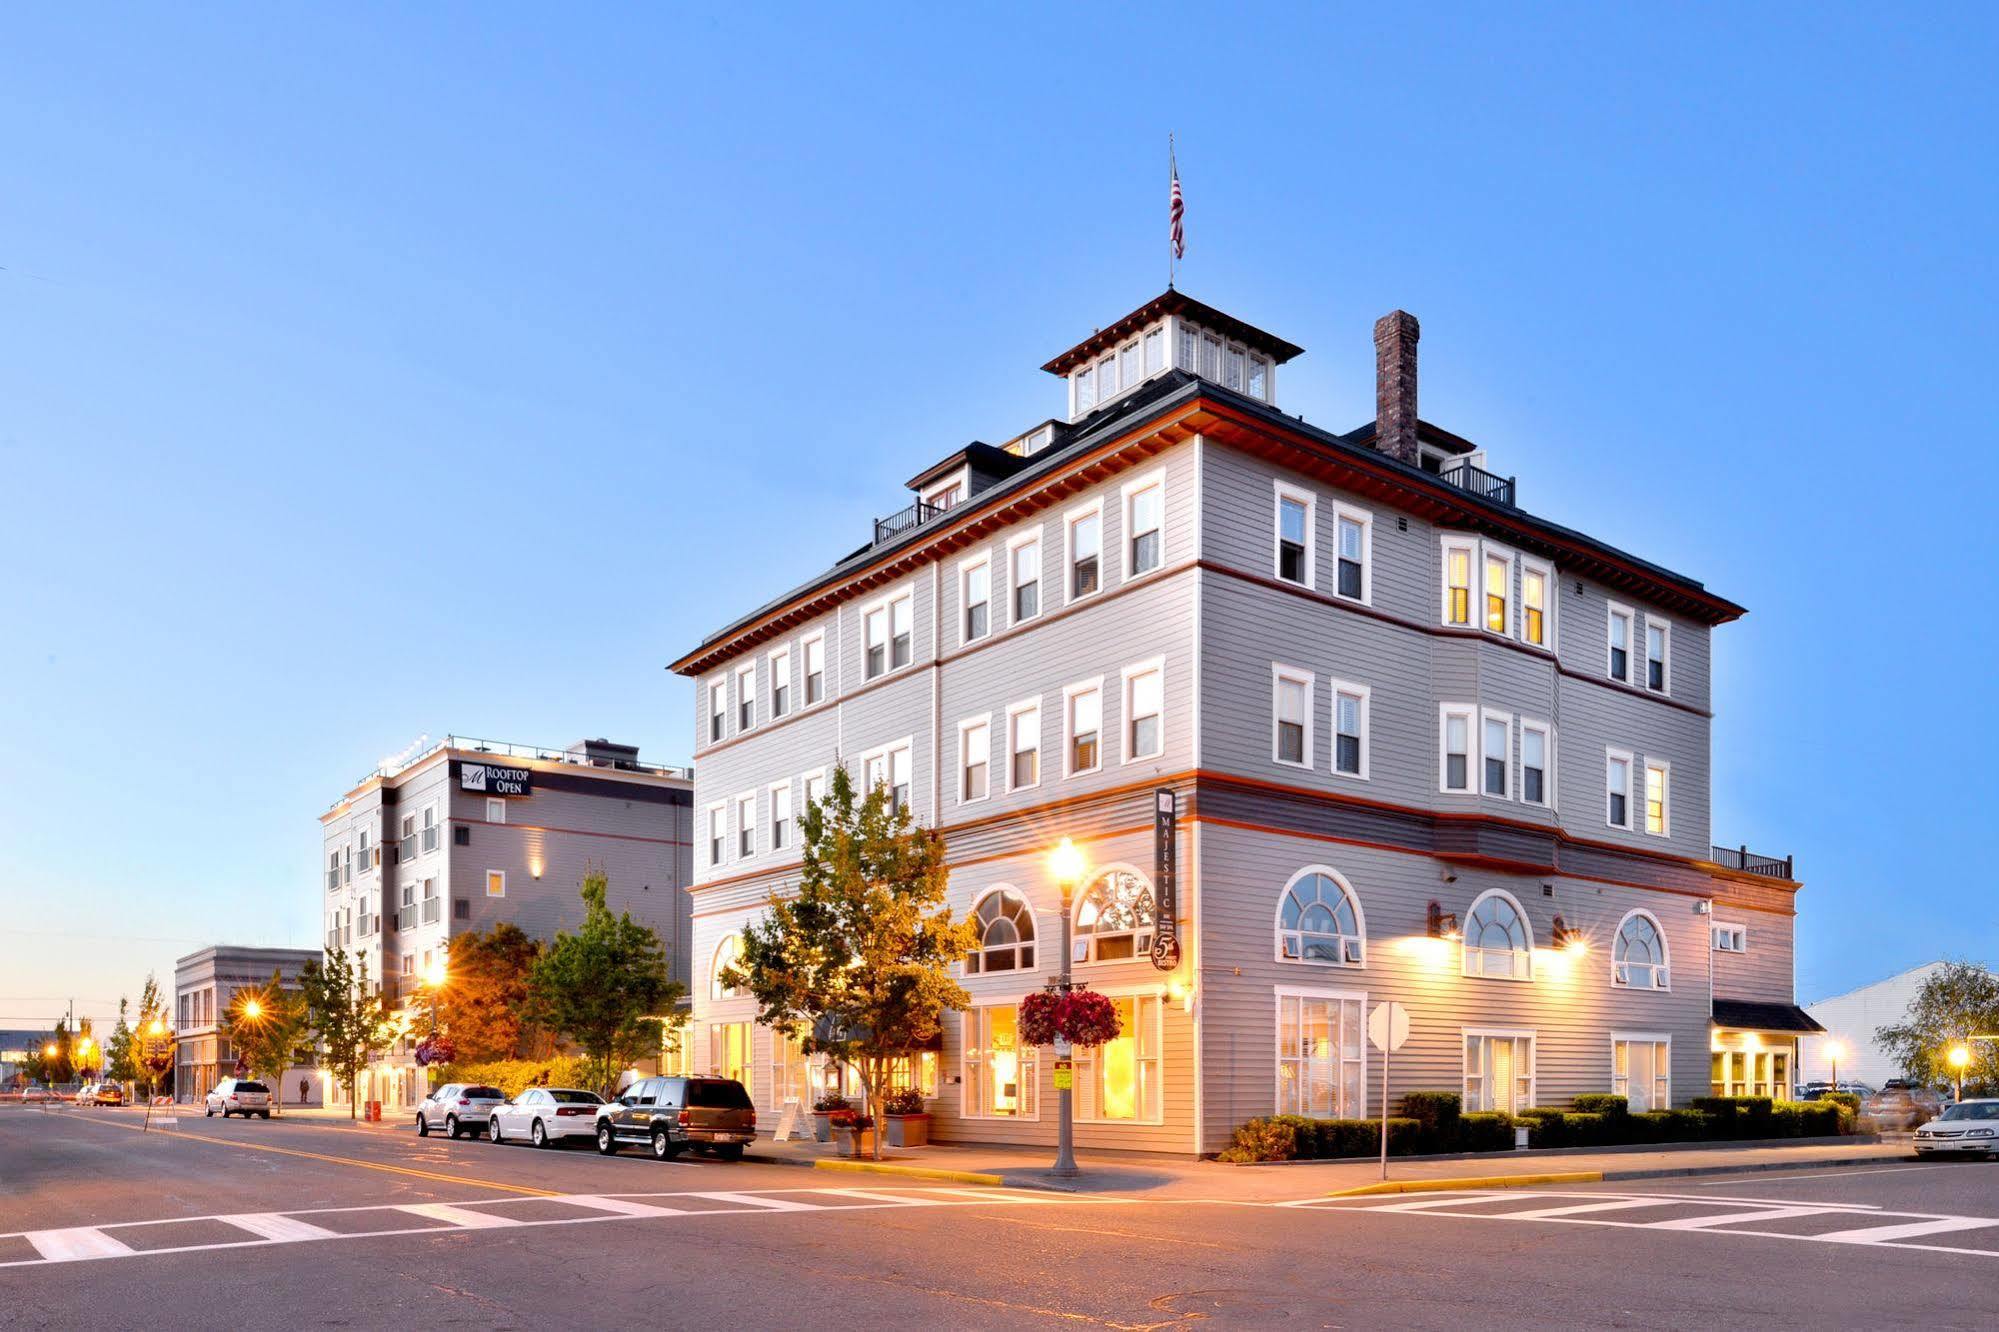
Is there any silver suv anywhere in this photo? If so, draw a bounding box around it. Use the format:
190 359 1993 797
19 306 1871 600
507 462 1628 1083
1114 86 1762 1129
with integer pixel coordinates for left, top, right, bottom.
205 1078 272 1119
416 1083 505 1139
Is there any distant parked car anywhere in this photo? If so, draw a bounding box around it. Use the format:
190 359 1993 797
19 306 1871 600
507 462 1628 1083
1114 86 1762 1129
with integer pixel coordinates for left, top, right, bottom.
595 1075 756 1161
72 1083 97 1104
416 1084 505 1139
1862 1087 1929 1131
205 1078 273 1119
92 1084 126 1106
21 1086 52 1104
1914 1099 1999 1159
488 1088 604 1148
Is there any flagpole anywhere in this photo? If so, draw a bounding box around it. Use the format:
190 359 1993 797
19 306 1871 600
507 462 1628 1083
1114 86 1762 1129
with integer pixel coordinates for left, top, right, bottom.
1168 133 1177 290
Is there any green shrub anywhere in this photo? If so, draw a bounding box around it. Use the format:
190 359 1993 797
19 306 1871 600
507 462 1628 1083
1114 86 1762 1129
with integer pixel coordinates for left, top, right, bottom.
1307 1116 1425 1157
437 1056 594 1099
1399 1090 1463 1151
1820 1090 1860 1115
1522 1111 1610 1148
1571 1093 1629 1116
1631 1109 1674 1142
1268 1114 1321 1156
1786 1100 1842 1137
1218 1116 1299 1163
1457 1111 1517 1152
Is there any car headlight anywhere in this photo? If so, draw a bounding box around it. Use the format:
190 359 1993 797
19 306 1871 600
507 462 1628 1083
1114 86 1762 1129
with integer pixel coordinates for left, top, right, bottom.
1970 1128 1996 1138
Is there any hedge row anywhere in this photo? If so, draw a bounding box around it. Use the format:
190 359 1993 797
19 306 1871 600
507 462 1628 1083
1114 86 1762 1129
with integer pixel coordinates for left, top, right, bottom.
434 1056 596 1098
1220 1091 1851 1161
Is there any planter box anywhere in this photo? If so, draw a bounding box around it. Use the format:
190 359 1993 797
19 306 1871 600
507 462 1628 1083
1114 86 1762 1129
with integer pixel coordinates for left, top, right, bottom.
812 1112 836 1143
885 1114 930 1148
834 1126 878 1158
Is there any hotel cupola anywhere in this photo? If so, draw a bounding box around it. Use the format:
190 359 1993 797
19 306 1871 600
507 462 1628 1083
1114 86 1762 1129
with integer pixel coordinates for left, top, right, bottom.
1042 288 1304 422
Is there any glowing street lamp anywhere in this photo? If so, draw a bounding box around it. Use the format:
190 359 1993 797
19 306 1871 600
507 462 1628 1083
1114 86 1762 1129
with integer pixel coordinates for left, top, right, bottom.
44 1043 57 1058
243 998 264 1022
1948 1043 1973 1102
1047 837 1086 1180
1823 1038 1845 1093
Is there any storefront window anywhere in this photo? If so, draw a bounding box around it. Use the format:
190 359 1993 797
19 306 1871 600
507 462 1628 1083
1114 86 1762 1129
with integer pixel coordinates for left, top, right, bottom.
1277 992 1364 1117
964 1005 1036 1118
708 1021 751 1091
1464 1031 1535 1113
771 1030 808 1104
1080 994 1162 1122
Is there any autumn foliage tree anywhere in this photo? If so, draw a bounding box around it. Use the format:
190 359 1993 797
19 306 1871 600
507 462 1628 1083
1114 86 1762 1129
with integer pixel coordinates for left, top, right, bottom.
441 923 551 1062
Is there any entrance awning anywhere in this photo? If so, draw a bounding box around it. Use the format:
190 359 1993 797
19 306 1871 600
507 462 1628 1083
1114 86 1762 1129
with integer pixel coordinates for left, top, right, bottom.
1711 999 1824 1035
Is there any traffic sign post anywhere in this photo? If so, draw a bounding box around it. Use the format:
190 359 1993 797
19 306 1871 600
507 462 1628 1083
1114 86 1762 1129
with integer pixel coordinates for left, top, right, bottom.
1367 1002 1411 1181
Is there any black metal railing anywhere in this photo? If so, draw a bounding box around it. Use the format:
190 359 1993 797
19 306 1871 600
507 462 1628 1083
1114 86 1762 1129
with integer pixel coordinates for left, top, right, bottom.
1712 845 1794 879
1440 461 1518 507
873 500 944 546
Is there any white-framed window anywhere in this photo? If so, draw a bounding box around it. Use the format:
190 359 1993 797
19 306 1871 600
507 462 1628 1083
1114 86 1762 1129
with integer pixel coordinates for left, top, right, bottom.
802 768 828 818
735 662 756 731
1711 922 1747 953
1613 1033 1672 1112
1143 328 1164 376
1645 761 1670 836
802 632 827 707
1645 620 1671 694
1123 471 1165 578
1273 665 1313 768
1177 324 1199 372
1008 531 1042 624
1224 345 1245 391
484 798 506 824
1520 720 1551 807
1077 992 1164 1123
420 803 439 855
708 1021 752 1090
396 815 415 866
485 870 505 899
1332 503 1371 603
1441 535 1476 626
1274 482 1314 586
1073 867 1156 964
709 679 727 742
1612 909 1671 990
1521 557 1552 648
1007 699 1041 792
1463 889 1533 981
1098 352 1119 400
964 889 1035 974
861 740 914 815
961 555 991 644
1248 355 1269 401
1484 548 1514 636
963 1004 1037 1119
769 781 793 851
1064 679 1103 776
735 792 756 859
1331 680 1369 779
1276 866 1366 966
710 933 743 1001
1073 364 1096 416
1122 660 1164 762
1440 704 1475 793
1482 709 1513 799
705 803 726 867
768 646 791 719
863 591 914 679
1606 748 1634 829
771 1028 809 1106
1607 602 1634 683
958 715 991 804
1201 332 1221 379
1066 500 1104 602
1276 986 1366 1118
1464 1029 1536 1114
356 827 372 874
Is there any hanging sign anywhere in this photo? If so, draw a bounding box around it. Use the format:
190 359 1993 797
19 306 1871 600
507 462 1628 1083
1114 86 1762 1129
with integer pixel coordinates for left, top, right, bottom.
461 763 532 796
1150 789 1181 970
1052 1059 1074 1092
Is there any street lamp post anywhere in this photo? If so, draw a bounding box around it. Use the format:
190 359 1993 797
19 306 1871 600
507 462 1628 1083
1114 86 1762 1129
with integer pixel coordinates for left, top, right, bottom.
1948 1043 1972 1102
1824 1038 1843 1095
1048 837 1086 1180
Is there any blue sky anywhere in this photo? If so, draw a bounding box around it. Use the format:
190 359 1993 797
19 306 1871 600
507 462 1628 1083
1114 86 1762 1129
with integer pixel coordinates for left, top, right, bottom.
2 5 1993 1028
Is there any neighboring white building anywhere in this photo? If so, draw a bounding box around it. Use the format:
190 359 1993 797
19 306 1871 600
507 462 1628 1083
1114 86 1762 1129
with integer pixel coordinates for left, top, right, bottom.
1802 961 1971 1087
173 946 325 1105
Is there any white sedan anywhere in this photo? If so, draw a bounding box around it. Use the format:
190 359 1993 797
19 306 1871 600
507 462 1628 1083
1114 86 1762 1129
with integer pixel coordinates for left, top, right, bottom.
488 1087 605 1148
1914 1098 1999 1158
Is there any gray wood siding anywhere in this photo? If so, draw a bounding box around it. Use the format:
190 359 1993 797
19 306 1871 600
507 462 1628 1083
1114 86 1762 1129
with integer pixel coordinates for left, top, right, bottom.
1709 908 1797 1005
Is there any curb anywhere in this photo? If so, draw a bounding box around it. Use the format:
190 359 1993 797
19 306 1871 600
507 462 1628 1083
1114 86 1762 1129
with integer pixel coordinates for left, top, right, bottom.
812 1159 1005 1186
1599 1151 1914 1183
1328 1170 1602 1198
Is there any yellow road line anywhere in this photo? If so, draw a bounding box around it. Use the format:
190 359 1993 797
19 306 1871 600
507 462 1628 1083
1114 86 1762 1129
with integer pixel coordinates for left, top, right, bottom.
52 1109 560 1197
1326 1169 1602 1198
813 1158 1005 1186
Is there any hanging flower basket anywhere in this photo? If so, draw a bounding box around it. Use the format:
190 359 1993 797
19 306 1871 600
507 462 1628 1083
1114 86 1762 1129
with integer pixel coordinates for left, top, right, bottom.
1020 987 1122 1049
413 1034 456 1068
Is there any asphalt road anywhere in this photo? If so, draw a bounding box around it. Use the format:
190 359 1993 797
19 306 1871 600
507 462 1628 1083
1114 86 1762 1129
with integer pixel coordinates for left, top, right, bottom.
3 1106 1997 1329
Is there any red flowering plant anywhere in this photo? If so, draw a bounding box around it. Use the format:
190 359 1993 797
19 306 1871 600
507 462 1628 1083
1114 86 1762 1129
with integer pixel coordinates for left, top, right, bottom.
1019 987 1122 1048
413 1034 456 1068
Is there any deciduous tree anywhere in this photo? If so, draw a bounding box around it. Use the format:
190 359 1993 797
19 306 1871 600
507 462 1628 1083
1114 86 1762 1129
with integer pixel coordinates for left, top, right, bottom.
300 950 394 1119
528 868 684 1096
441 922 550 1061
220 969 309 1115
1877 960 1999 1094
134 974 175 1102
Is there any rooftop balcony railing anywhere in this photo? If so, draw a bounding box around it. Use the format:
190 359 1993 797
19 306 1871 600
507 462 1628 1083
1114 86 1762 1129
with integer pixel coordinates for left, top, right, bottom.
334 734 691 805
873 499 945 546
1439 460 1518 507
1712 845 1795 879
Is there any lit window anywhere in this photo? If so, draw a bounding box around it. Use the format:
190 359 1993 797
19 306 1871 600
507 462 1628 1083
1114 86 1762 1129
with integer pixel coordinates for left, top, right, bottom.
1277 869 1364 965
1464 1032 1535 1113
803 634 825 706
1483 712 1511 798
1276 486 1312 585
1613 912 1670 989
736 662 755 730
1442 706 1474 792
736 793 756 858
1463 892 1532 980
709 680 727 742
1008 701 1040 790
1333 683 1367 778
1335 509 1368 601
1521 722 1550 806
1275 668 1312 767
1010 534 1041 623
1608 604 1633 683
1079 994 1161 1122
1073 868 1155 963
964 1005 1035 1118
1066 682 1102 775
1646 621 1670 693
485 870 505 899
1645 762 1669 835
1124 664 1163 761
1126 477 1163 577
1277 992 1364 1117
965 890 1035 974
963 558 991 643
1522 560 1549 646
1443 540 1474 625
1485 553 1511 634
770 782 792 850
769 647 790 719
1606 750 1633 829
1069 507 1102 600
960 717 990 803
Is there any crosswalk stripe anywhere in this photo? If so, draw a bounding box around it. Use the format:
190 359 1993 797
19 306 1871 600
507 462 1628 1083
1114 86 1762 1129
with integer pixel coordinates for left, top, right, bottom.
563 1195 685 1218
1635 1206 1834 1231
823 1188 946 1206
397 1202 520 1229
26 1228 134 1262
1501 1198 1684 1220
223 1213 339 1242
685 1191 820 1212
1813 1216 1999 1244
1368 1194 1520 1213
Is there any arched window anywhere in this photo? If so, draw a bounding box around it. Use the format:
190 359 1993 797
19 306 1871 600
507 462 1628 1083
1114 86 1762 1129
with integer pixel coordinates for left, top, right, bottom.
1462 890 1532 980
1613 911 1670 990
711 933 744 1001
1073 867 1154 964
1276 867 1366 966
966 889 1036 974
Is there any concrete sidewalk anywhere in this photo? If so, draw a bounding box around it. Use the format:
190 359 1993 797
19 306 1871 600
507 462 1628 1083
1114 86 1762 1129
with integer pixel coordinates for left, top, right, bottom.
745 1135 1917 1200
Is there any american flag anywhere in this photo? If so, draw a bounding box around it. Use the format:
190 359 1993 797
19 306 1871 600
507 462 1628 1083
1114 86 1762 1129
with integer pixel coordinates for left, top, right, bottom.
1169 157 1185 261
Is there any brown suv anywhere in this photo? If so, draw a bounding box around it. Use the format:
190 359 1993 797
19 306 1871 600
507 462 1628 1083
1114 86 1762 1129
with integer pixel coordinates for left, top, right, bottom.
595 1076 756 1161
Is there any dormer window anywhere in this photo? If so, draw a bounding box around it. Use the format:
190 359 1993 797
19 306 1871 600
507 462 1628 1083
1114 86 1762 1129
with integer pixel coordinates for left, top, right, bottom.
1075 365 1096 414
1144 329 1164 375
927 481 963 512
1248 356 1268 400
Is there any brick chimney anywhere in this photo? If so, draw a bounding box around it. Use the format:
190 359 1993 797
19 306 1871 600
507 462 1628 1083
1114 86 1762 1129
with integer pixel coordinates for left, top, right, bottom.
1372 310 1421 465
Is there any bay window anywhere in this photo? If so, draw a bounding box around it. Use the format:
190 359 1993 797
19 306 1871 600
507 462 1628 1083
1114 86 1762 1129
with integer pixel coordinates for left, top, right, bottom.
1483 711 1512 798
1645 761 1670 836
1484 552 1511 634
1521 721 1550 806
1522 558 1550 647
1442 538 1474 626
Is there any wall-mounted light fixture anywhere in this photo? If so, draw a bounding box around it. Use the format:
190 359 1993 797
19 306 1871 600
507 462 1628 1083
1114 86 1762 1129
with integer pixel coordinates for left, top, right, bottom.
1551 915 1587 956
1427 900 1460 940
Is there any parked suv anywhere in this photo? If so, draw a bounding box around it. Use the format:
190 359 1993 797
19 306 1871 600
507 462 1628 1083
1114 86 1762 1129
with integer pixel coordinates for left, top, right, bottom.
596 1076 755 1161
416 1084 505 1138
205 1078 272 1119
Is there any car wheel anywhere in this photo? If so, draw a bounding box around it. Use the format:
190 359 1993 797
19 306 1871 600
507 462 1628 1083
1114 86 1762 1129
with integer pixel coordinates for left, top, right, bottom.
205 1105 214 1117
531 1119 548 1149
490 1117 505 1144
650 1127 679 1160
416 1114 430 1137
446 1115 461 1140
714 1144 744 1162
259 1111 271 1120
596 1123 618 1155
